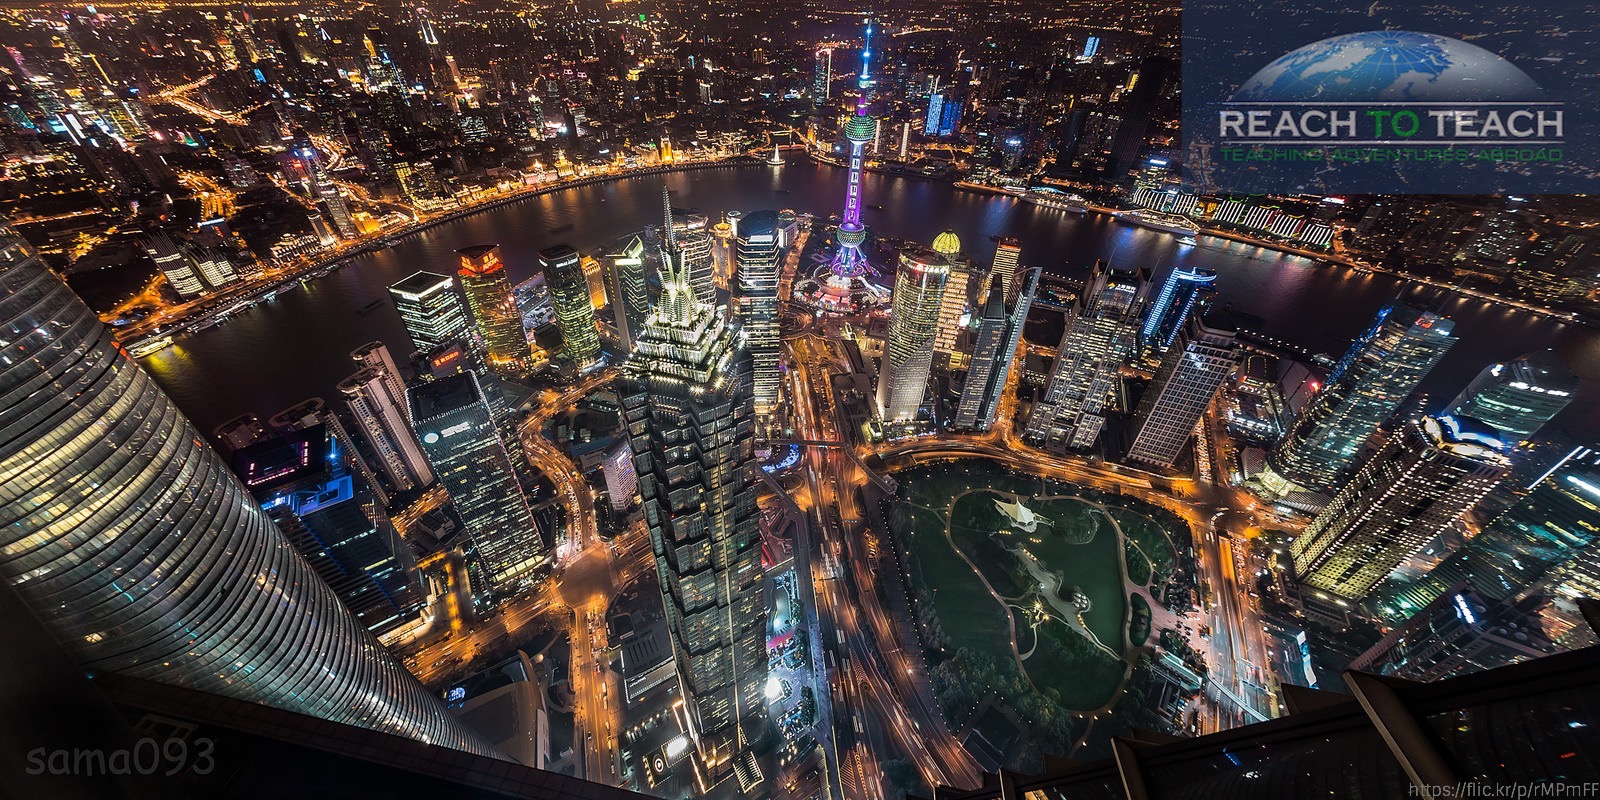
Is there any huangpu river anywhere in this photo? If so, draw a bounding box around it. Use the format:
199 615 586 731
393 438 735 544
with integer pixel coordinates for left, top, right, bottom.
138 159 1600 440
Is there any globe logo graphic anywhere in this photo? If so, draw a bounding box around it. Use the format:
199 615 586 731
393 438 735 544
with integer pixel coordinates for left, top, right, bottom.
1232 31 1545 103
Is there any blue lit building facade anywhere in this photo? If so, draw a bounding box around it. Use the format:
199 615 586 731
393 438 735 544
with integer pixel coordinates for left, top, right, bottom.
233 424 426 640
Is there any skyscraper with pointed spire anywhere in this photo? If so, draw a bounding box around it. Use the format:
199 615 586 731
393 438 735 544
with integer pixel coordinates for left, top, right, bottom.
621 254 765 780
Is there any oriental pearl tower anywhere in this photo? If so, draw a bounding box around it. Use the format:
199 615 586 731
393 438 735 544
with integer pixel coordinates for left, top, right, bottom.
805 17 890 314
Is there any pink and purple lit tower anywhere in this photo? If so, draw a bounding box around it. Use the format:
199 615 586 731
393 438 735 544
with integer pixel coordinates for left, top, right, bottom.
832 18 877 280
801 18 890 314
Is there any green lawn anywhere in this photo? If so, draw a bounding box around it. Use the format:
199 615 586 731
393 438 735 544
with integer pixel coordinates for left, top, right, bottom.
899 462 1135 715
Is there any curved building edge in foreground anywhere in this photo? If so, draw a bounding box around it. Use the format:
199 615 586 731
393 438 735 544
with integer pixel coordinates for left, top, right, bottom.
0 226 499 758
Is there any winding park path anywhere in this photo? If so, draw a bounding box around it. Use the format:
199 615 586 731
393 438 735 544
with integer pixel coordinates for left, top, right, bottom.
916 481 1190 759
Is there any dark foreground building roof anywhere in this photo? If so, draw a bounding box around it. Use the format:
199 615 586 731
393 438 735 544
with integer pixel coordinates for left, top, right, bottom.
0 579 644 800
925 602 1600 800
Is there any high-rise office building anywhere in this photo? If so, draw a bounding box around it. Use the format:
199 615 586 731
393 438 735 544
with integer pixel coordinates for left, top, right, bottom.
311 164 358 238
352 340 409 415
1268 302 1457 492
411 372 546 588
389 270 471 353
142 231 205 298
711 216 736 290
620 261 765 777
956 274 1009 431
601 234 649 352
1444 352 1577 443
540 243 603 372
1349 587 1557 681
457 244 539 374
955 267 1041 432
992 237 1022 300
925 93 946 136
1372 445 1600 620
339 365 435 492
736 210 782 418
1293 415 1511 602
232 424 426 640
929 230 970 370
1024 262 1145 450
1140 266 1218 355
0 230 497 756
811 48 832 107
1125 312 1239 467
877 246 951 423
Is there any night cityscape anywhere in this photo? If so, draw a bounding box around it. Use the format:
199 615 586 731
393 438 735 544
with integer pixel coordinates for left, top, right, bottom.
2 0 1599 798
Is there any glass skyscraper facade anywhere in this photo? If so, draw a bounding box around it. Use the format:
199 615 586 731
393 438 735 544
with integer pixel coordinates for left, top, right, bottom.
1140 266 1217 355
621 263 765 780
1292 415 1511 602
0 230 497 757
1125 312 1238 467
1024 262 1145 450
540 243 603 372
232 424 426 640
1269 302 1457 492
1444 351 1577 443
389 270 471 353
339 362 435 493
457 244 538 374
735 210 782 418
956 267 1039 432
411 372 546 589
877 246 951 423
1371 445 1600 621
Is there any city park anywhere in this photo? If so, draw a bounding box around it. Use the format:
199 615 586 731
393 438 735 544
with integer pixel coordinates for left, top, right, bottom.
885 458 1200 767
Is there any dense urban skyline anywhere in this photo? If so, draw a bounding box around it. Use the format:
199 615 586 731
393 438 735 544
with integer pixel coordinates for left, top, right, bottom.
2 0 1598 798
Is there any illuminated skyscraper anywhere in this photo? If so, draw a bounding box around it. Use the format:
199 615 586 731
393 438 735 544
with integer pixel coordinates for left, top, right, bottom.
657 187 715 306
1141 266 1218 355
458 244 538 374
811 48 832 107
956 267 1040 432
0 230 496 756
1268 302 1457 493
389 270 471 353
411 372 546 588
877 247 951 423
601 234 649 352
1372 445 1600 620
352 341 410 420
1293 415 1511 602
929 230 970 369
621 260 765 778
191 246 240 289
1024 263 1145 450
540 243 603 372
992 237 1022 300
233 424 425 640
142 231 205 298
311 164 357 238
338 364 435 493
1125 312 1238 467
736 210 782 417
1444 352 1577 443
